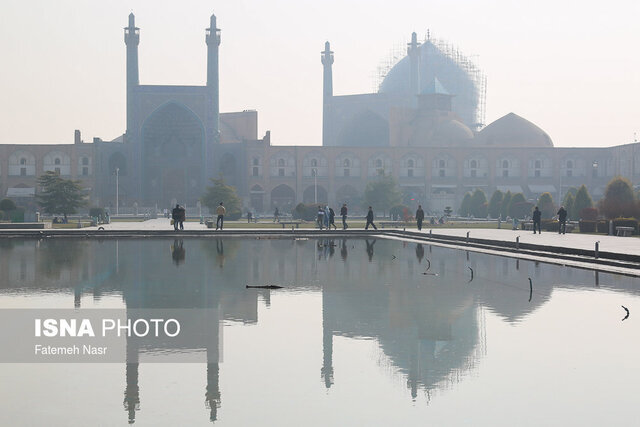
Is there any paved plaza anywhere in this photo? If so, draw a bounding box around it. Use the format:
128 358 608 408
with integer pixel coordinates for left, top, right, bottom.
84 218 640 257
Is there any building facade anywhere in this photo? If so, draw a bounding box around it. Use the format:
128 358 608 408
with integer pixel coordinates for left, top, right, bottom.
1 14 638 215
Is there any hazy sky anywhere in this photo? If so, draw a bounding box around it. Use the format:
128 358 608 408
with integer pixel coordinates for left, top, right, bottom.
1 0 639 147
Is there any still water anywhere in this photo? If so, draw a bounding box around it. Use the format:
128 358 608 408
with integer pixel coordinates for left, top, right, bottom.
0 237 638 426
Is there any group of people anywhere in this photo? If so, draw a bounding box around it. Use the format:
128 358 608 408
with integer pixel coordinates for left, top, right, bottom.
171 204 186 230
531 205 569 234
315 203 352 230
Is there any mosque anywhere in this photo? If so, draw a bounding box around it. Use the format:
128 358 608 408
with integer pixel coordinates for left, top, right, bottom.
0 13 638 215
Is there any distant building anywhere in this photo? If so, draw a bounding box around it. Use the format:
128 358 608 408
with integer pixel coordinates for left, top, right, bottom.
0 14 638 214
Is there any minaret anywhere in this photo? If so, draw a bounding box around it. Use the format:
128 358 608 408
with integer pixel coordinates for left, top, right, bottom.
407 32 421 97
206 14 221 143
124 13 139 136
321 41 334 146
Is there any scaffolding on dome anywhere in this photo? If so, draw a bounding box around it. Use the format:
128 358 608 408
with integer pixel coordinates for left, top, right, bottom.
375 32 487 129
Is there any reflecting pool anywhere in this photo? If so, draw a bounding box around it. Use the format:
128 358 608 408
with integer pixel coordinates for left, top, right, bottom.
0 237 639 426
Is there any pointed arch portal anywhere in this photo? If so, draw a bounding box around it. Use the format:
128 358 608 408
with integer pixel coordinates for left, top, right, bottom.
141 102 205 206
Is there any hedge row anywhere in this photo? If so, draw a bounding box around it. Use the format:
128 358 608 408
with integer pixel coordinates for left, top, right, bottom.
579 218 639 234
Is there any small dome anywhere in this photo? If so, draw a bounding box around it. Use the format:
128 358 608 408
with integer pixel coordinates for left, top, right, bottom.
432 120 474 145
479 113 553 147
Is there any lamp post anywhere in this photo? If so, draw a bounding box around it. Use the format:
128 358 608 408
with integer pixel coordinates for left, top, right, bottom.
115 167 119 216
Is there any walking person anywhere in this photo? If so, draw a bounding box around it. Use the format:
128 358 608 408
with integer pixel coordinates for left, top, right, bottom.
328 207 337 230
317 206 325 230
415 205 425 231
365 206 377 230
532 206 542 234
323 205 330 229
178 205 186 230
274 207 280 223
171 204 180 231
557 205 568 234
340 203 348 230
216 202 226 230
247 210 252 223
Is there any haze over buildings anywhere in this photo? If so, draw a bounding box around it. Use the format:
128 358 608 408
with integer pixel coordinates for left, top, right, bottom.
1 1 639 148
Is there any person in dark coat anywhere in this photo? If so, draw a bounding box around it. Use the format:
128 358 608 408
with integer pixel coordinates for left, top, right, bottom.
340 204 348 230
178 205 186 230
415 205 425 231
171 204 180 231
328 207 337 230
557 206 568 234
532 206 542 234
317 207 325 230
365 206 377 230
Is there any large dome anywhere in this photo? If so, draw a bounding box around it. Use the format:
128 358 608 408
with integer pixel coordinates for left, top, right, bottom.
478 113 553 147
433 119 474 145
378 39 483 128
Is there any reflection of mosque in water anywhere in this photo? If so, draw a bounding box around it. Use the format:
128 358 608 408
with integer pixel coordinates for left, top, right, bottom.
0 237 638 422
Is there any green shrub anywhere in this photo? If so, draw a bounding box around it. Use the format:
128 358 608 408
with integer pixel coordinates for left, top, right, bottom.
580 207 598 220
10 207 25 223
542 219 560 232
579 220 596 233
390 205 409 221
292 203 323 221
89 207 105 218
596 220 609 233
0 198 16 212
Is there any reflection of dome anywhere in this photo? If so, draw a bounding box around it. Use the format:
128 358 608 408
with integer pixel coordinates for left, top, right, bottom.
433 120 474 145
479 113 553 147
378 40 481 127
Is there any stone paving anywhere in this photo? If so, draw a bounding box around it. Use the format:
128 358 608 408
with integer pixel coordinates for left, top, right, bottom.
88 218 640 257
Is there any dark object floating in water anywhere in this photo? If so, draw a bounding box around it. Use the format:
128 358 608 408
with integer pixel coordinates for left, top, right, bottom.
622 305 630 321
468 266 474 283
528 278 533 302
246 285 284 289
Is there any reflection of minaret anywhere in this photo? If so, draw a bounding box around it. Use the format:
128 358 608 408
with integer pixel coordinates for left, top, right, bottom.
123 363 140 424
124 13 139 137
74 286 81 308
321 292 334 388
321 41 334 146
407 32 421 98
205 363 221 422
123 337 140 424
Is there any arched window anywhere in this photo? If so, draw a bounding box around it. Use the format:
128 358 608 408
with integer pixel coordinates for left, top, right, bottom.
567 160 573 169
470 160 477 169
253 157 259 166
408 159 414 168
502 160 509 169
535 160 541 169
439 160 446 168
54 158 61 165
375 159 383 168
344 159 350 168
278 158 285 167
82 157 89 166
311 158 318 167
20 158 26 165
